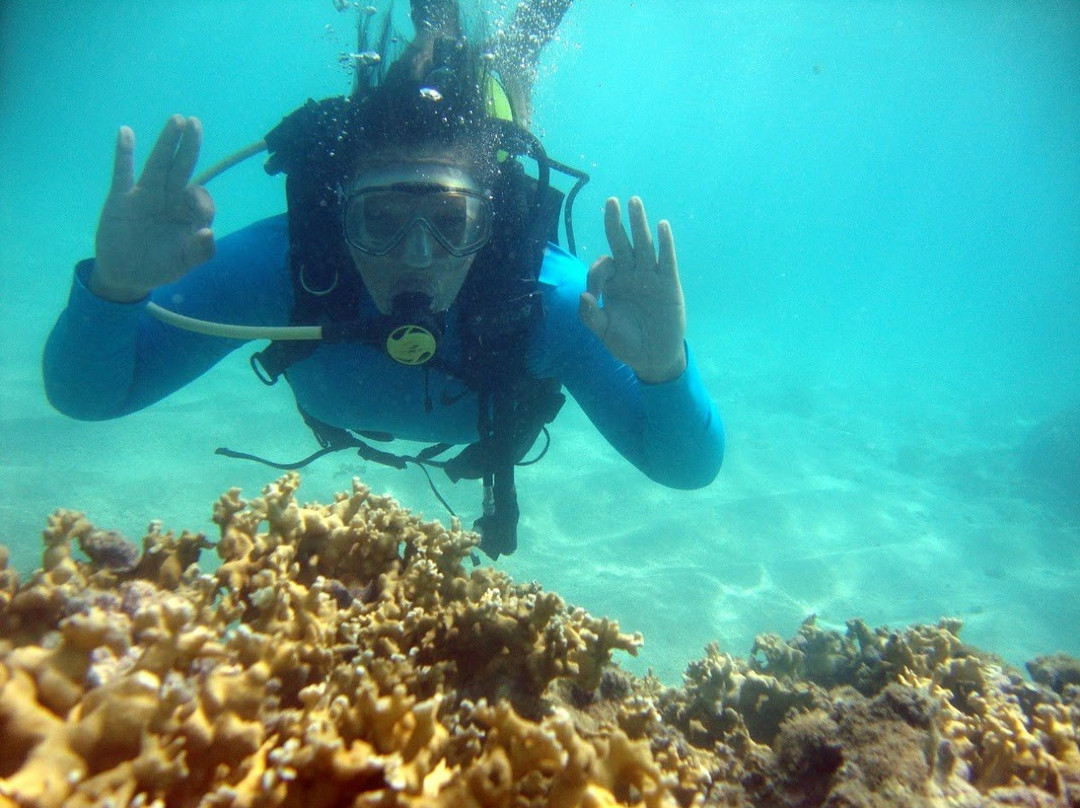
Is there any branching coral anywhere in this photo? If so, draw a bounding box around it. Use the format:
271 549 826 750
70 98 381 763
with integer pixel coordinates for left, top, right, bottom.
0 474 646 808
658 617 1080 806
0 476 1078 808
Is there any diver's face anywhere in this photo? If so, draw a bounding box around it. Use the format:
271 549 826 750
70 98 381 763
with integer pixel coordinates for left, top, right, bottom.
344 161 489 314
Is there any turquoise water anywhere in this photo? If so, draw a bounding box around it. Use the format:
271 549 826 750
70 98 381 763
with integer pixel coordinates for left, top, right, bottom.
1 1 1077 684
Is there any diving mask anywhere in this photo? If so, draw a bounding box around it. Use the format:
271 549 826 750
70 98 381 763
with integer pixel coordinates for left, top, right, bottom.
343 182 493 258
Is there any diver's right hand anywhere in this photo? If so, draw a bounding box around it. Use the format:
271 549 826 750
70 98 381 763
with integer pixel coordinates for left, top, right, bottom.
90 115 216 302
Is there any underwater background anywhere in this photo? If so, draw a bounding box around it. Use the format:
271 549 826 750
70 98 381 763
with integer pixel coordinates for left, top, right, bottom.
1 0 1077 684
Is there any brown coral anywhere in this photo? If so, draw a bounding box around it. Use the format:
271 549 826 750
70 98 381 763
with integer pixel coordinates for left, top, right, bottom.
0 474 645 808
0 475 1078 808
656 617 1080 806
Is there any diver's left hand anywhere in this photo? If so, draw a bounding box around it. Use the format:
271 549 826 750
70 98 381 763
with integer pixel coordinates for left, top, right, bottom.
579 197 687 384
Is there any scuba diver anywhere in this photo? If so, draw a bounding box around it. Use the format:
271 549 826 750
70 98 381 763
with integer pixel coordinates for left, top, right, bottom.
42 0 724 559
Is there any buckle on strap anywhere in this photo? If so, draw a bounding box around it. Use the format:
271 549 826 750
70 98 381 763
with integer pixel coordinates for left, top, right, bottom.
250 350 279 386
250 340 320 386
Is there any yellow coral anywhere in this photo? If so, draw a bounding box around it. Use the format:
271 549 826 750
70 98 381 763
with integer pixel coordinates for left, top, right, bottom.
1 475 1078 807
0 475 651 807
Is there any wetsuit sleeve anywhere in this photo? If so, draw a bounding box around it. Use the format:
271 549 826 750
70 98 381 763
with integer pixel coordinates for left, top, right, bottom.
42 215 292 420
530 247 725 489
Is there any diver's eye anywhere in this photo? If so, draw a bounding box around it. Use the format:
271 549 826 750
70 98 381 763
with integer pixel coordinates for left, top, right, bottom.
428 195 469 237
364 208 405 240
349 191 416 244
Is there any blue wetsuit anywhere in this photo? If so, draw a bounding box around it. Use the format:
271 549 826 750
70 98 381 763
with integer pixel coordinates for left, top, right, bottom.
43 214 724 488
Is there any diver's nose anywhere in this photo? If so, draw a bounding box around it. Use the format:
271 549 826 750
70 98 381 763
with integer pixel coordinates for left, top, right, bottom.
400 222 434 268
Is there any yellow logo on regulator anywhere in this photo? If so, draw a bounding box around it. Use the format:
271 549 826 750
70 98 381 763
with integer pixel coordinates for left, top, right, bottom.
386 325 437 365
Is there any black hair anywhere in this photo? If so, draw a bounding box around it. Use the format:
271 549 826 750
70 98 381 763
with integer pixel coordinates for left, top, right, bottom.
345 1 500 182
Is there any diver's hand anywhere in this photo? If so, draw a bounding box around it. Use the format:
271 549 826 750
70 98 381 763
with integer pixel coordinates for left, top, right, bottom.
579 197 687 384
90 115 215 302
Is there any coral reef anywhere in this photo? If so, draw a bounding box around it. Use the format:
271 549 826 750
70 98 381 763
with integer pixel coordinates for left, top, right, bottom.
0 474 1078 807
655 618 1080 805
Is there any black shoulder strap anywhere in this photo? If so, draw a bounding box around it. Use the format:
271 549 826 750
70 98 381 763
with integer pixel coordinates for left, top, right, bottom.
265 97 364 325
248 98 367 385
443 156 566 558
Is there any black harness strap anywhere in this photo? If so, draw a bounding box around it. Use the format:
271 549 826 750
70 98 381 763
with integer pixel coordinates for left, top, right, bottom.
472 384 519 557
215 416 413 471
